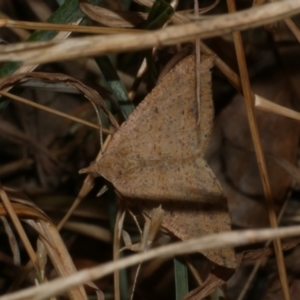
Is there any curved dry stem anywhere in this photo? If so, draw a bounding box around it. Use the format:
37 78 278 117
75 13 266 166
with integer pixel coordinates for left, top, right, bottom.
0 0 299 64
2 226 300 300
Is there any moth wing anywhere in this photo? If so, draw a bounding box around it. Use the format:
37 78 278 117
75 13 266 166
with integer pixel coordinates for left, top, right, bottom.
98 54 214 183
161 201 236 269
112 157 220 201
116 54 214 156
121 157 236 268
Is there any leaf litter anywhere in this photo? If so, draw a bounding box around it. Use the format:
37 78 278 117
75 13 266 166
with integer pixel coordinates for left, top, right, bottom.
2 1 300 300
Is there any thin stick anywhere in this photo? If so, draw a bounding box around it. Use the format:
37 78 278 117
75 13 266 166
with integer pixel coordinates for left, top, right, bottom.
0 91 112 134
237 200 289 300
0 13 29 39
255 94 300 121
3 226 300 300
226 1 290 299
1 0 300 64
194 0 201 125
114 208 126 300
284 18 300 43
1 19 81 97
0 18 144 34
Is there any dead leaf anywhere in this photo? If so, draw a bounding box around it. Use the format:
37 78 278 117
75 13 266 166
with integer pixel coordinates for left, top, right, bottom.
208 67 300 228
85 54 236 269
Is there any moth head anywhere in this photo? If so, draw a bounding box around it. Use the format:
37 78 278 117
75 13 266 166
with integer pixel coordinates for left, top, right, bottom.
78 161 101 177
80 152 132 183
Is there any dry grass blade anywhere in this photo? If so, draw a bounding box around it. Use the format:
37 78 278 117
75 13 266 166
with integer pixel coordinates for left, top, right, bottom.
113 208 126 300
255 94 300 122
79 4 147 28
2 226 300 300
0 12 29 39
237 200 289 300
0 91 109 133
0 0 299 64
270 155 300 185
194 0 201 125
284 18 300 43
26 0 51 21
0 187 88 300
227 0 290 299
3 20 81 79
0 183 38 271
0 71 118 132
2 0 300 298
183 273 225 300
63 221 111 243
0 217 20 265
27 220 88 300
0 18 144 34
79 2 218 28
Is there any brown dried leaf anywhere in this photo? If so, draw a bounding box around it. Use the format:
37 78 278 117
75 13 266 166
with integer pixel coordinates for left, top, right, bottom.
88 55 236 269
209 67 300 228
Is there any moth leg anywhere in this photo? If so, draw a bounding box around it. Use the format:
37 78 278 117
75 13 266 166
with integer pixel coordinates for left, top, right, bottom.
128 208 162 300
120 209 148 252
128 209 143 236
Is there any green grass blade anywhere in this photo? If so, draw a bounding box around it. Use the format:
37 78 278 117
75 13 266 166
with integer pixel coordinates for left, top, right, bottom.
0 0 104 78
144 0 175 86
95 56 135 119
145 0 174 30
174 257 189 300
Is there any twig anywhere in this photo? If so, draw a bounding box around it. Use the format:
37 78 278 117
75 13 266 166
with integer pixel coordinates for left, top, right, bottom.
0 18 144 34
2 226 300 300
1 0 300 64
237 200 289 300
226 0 290 299
194 0 201 125
255 94 300 121
284 18 300 43
0 91 112 134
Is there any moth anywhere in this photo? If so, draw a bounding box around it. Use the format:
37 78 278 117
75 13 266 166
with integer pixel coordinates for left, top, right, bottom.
85 54 236 269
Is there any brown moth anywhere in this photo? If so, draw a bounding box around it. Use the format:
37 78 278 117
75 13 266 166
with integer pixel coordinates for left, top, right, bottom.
86 54 236 269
